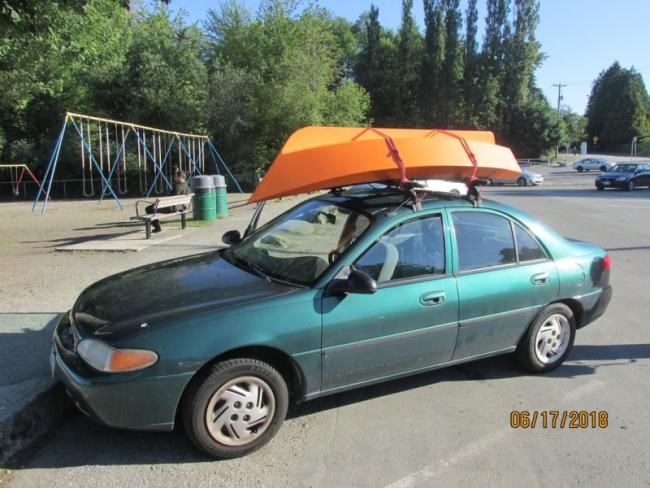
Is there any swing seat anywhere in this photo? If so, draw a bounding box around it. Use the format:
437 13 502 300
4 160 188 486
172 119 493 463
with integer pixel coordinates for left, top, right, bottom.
131 194 194 239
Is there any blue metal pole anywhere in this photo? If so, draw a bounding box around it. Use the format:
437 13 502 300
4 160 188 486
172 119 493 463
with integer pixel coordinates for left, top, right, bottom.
207 140 243 193
145 137 176 197
132 130 173 194
69 118 124 210
99 128 131 204
33 117 68 214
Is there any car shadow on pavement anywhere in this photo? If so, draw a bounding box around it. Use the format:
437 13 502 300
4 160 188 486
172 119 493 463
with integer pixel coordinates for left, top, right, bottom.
13 342 650 470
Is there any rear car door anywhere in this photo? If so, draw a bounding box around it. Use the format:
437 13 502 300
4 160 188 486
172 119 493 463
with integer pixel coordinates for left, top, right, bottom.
320 213 458 391
449 209 559 360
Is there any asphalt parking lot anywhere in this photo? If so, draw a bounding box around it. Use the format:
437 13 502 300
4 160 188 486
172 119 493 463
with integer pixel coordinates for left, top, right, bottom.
2 166 650 487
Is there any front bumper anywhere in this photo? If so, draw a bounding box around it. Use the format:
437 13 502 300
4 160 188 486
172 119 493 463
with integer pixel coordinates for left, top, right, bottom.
52 313 193 431
596 179 627 189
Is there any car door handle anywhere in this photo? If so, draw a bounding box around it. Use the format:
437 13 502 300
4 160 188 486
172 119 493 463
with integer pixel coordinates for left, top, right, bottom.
531 272 550 285
420 291 447 306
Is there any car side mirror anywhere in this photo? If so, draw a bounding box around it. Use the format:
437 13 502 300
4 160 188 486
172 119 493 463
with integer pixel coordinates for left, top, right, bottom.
327 268 377 296
222 230 242 246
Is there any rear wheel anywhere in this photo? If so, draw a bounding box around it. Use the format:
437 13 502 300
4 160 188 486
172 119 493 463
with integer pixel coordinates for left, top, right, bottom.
183 358 289 459
600 165 607 172
515 303 576 373
517 177 527 187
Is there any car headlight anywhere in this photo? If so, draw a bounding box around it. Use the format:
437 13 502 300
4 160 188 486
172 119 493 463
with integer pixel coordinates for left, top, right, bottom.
77 338 158 373
616 177 627 181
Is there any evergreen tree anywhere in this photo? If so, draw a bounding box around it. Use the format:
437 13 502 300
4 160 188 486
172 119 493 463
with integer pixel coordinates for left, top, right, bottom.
421 0 445 126
440 0 463 126
463 0 479 127
395 0 422 126
586 62 650 146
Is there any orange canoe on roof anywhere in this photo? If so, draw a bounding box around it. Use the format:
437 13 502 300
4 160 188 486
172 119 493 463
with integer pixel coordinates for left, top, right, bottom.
249 126 520 203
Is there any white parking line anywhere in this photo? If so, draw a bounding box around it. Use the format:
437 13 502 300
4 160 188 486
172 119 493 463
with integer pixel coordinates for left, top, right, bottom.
384 377 608 488
384 430 509 488
560 379 606 404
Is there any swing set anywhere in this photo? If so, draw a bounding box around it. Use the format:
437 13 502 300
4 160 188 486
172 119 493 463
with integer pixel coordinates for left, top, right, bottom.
0 163 43 197
33 111 242 215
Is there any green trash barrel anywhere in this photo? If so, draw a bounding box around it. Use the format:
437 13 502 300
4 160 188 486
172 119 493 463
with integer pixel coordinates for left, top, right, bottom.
212 174 228 218
190 176 217 221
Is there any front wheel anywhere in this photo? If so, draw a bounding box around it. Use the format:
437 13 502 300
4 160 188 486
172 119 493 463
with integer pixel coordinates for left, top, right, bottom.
576 166 584 172
183 358 289 459
515 303 576 373
627 180 635 191
600 165 607 172
517 177 527 187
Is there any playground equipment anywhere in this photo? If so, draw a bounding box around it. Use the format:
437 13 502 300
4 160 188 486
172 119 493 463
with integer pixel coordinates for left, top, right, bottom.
33 112 242 215
0 163 43 197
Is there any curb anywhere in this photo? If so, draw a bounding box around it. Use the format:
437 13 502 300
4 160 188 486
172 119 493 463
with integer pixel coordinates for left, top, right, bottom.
0 383 70 467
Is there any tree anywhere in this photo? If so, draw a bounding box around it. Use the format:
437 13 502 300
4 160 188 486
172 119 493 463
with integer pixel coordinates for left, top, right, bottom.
205 0 369 180
440 0 463 126
122 6 208 132
463 0 480 127
585 61 650 146
421 0 445 126
394 0 422 126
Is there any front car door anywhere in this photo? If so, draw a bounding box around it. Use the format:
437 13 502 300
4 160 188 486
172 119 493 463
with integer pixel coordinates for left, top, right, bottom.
320 213 459 392
449 209 560 360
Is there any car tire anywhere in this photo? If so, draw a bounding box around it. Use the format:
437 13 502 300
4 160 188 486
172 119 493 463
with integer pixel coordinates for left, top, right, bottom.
182 358 289 459
450 189 460 195
517 177 527 187
576 166 583 172
627 180 635 191
600 165 607 172
596 185 604 191
515 303 576 373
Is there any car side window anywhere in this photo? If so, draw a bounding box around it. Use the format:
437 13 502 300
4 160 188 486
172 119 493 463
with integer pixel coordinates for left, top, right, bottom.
514 223 547 262
354 215 445 284
452 212 515 272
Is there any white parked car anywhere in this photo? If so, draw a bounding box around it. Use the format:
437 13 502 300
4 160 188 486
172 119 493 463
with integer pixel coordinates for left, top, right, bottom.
491 168 543 186
573 158 614 172
418 179 468 195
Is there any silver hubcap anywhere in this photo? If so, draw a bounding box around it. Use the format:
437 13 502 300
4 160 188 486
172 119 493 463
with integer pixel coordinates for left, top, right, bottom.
535 314 570 364
205 376 275 446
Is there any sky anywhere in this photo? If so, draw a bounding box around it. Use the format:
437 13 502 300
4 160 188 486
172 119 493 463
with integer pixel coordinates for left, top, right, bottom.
172 0 650 115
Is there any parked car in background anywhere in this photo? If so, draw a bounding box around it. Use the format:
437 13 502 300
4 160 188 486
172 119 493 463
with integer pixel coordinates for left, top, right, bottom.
418 179 468 195
574 158 614 172
491 168 543 186
595 162 650 191
51 186 612 459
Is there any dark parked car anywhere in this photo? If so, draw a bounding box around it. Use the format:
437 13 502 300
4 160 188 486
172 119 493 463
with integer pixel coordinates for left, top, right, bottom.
51 187 612 458
595 163 650 191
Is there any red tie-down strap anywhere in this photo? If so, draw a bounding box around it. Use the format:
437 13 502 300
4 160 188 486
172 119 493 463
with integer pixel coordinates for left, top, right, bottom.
352 127 409 186
425 129 479 182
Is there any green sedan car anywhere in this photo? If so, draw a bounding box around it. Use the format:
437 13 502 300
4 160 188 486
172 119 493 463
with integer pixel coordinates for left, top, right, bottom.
52 187 612 458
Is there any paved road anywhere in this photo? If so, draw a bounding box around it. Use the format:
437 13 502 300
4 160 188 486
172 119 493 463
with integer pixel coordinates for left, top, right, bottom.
6 183 650 487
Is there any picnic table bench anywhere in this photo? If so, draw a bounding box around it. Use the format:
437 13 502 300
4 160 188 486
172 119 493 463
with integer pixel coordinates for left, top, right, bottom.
131 194 194 239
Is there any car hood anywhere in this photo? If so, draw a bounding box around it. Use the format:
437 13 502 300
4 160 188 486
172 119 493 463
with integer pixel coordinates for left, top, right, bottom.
72 250 297 341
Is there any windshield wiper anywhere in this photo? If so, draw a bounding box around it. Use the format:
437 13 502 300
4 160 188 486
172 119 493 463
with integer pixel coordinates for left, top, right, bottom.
225 249 271 282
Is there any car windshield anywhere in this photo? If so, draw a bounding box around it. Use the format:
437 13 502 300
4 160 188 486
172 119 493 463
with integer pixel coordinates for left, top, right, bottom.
229 199 372 286
610 164 637 173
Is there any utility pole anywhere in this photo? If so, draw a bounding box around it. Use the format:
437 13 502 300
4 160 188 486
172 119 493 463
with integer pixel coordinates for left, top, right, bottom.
553 83 566 159
553 83 566 117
